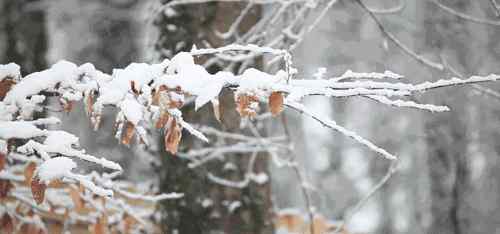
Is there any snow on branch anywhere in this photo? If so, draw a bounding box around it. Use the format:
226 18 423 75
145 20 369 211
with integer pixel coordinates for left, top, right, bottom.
1 43 499 233
285 100 397 160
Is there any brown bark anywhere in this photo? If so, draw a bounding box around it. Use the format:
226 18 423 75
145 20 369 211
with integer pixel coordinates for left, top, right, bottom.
155 2 273 233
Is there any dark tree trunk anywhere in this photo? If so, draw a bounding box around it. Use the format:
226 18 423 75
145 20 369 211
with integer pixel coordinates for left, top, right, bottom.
0 0 47 74
423 1 473 233
155 1 273 233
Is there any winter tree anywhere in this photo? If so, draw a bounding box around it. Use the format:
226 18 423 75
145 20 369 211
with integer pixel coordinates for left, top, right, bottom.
1 0 500 233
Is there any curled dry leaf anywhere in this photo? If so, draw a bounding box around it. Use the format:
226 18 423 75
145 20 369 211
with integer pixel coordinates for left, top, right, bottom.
122 121 135 145
48 179 64 188
0 78 16 101
31 176 47 205
155 111 170 129
0 179 13 199
269 92 284 116
86 91 95 116
60 99 74 113
93 215 109 234
275 213 305 234
165 119 182 154
0 152 5 171
152 85 168 106
1 213 14 234
123 214 137 234
69 186 85 214
19 223 45 234
24 162 37 186
211 99 221 122
236 94 259 118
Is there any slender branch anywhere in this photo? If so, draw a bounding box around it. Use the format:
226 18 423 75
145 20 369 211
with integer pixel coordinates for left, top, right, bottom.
285 100 397 160
353 0 445 70
432 0 500 26
490 0 500 17
364 0 405 15
332 160 398 234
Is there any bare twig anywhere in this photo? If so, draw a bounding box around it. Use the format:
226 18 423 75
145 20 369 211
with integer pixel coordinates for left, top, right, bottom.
331 160 398 234
353 0 445 70
432 0 500 26
489 0 500 17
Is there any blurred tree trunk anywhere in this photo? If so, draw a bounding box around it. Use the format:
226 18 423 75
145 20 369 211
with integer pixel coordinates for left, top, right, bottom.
45 0 149 180
0 0 47 74
155 2 273 233
423 1 473 233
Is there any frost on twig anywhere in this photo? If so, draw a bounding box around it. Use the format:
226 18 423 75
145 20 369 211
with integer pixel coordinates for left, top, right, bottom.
0 43 499 232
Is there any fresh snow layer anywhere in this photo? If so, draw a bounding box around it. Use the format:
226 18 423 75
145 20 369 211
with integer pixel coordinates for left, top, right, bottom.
0 63 21 81
0 121 47 139
37 157 77 183
4 60 78 106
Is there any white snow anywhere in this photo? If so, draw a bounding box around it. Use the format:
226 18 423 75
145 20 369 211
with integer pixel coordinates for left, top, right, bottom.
120 97 144 125
0 121 47 139
36 157 77 183
0 63 21 81
44 130 79 150
4 60 78 106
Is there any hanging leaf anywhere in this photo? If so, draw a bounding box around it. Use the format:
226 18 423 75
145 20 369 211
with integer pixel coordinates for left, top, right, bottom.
24 162 37 186
93 215 109 234
69 186 85 213
1 213 14 234
121 121 135 145
165 119 182 154
123 214 137 234
0 78 16 101
269 92 284 116
85 91 95 116
155 112 170 129
19 223 44 234
31 176 47 205
48 179 64 188
152 85 168 106
59 98 74 113
0 152 5 171
0 179 13 199
275 213 305 233
236 94 259 117
211 99 221 122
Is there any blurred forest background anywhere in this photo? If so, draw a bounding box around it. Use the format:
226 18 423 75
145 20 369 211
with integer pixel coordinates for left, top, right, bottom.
2 0 500 233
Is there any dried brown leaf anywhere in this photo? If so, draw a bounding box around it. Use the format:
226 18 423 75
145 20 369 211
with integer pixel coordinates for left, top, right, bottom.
165 119 182 154
24 162 37 186
123 214 137 234
0 180 13 200
155 112 170 129
269 92 284 116
236 94 259 117
0 78 16 101
0 152 5 171
93 215 109 234
69 186 85 213
1 213 14 234
86 91 95 116
275 213 305 233
212 99 221 122
121 121 135 145
31 176 46 205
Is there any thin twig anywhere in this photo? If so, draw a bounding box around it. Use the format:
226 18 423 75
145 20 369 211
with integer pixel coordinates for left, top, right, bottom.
353 0 445 70
432 0 500 26
331 160 398 234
